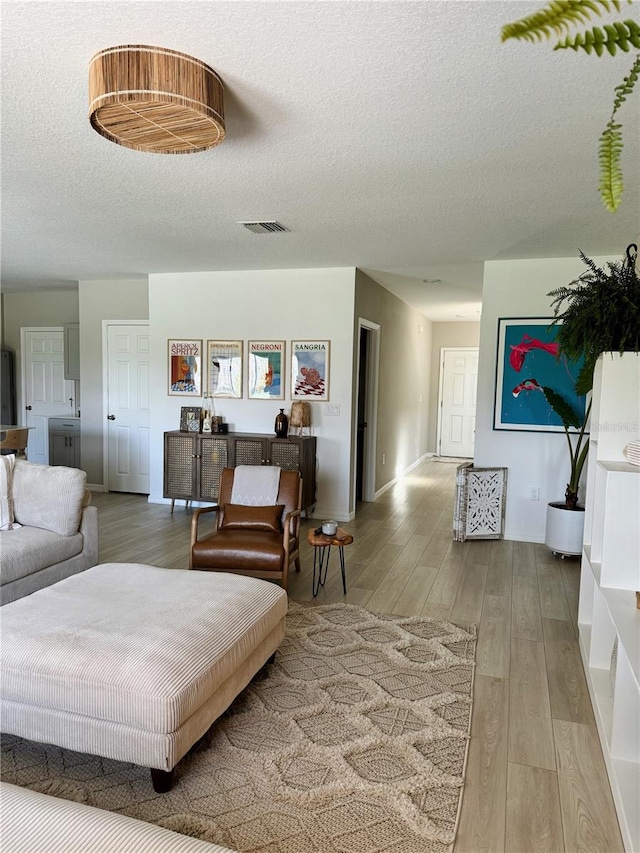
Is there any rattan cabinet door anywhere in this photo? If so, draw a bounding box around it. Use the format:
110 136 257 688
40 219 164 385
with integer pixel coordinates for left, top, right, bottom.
269 439 300 470
197 436 229 501
233 437 266 466
270 437 316 513
164 432 196 499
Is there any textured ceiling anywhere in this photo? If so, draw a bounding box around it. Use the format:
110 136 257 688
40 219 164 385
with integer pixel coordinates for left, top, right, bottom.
2 1 638 320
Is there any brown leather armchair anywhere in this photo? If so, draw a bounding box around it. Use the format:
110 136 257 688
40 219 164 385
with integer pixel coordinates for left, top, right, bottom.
189 467 302 591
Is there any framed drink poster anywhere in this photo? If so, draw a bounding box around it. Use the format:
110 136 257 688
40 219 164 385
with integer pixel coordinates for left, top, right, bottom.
291 340 330 401
207 340 243 398
248 340 285 400
168 339 202 396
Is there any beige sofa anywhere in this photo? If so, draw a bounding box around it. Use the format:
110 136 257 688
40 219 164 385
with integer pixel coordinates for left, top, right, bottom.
0 459 98 604
1 783 235 852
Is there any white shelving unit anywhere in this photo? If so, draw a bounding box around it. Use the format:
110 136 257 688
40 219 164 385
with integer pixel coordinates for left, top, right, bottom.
578 353 640 852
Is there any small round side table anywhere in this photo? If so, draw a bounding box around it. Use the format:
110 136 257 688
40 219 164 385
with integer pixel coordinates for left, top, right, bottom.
307 527 354 597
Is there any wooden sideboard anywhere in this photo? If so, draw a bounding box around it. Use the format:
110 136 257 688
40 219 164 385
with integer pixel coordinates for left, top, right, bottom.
163 431 317 513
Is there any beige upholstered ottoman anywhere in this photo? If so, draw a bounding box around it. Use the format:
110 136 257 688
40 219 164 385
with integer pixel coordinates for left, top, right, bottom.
1 563 287 792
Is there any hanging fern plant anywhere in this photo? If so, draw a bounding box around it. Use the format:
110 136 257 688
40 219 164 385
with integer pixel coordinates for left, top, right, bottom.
548 243 640 395
502 0 640 213
599 55 640 209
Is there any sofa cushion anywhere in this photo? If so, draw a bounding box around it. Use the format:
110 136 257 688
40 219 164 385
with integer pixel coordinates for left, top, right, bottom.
0 454 16 530
12 461 86 535
0 527 84 584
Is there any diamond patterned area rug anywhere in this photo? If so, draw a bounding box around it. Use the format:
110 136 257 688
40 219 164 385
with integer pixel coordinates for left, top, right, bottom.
1 601 477 853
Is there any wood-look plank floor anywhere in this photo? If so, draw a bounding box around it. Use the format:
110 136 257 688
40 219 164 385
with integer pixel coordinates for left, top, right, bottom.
91 458 624 852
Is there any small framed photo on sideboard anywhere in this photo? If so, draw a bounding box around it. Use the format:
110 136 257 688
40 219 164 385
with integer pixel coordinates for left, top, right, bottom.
179 406 202 433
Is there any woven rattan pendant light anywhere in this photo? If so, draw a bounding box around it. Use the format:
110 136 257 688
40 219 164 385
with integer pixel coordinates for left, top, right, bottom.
89 45 225 154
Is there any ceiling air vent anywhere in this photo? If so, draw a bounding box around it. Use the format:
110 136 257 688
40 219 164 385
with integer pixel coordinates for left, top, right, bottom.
239 221 290 234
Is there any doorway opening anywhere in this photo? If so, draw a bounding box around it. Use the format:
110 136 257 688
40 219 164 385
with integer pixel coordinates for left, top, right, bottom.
355 318 380 505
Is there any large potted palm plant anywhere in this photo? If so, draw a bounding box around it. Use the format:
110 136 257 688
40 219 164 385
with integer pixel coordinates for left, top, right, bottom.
542 243 640 554
540 385 591 555
513 355 590 555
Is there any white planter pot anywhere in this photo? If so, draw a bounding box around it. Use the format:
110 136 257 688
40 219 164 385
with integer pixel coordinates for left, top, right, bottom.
545 501 585 557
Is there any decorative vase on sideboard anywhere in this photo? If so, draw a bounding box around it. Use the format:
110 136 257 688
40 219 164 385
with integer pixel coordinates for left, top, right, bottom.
274 408 289 438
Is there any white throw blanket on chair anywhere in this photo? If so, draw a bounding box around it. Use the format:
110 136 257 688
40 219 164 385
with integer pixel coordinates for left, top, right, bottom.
231 465 281 506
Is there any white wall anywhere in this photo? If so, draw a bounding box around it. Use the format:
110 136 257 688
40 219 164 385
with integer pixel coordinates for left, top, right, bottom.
474 256 614 542
149 268 356 520
1 289 79 352
1 289 80 408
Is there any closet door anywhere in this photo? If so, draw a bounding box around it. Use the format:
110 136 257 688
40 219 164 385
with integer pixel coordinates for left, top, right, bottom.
106 324 150 493
22 328 75 464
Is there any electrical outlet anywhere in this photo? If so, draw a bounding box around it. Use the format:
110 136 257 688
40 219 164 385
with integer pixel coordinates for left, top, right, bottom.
530 487 540 501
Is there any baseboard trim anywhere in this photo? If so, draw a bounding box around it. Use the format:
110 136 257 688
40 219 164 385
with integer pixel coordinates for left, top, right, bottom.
374 452 432 500
87 483 107 492
504 532 545 544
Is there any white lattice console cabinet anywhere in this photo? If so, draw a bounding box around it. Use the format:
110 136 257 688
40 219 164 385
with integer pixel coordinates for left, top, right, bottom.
578 353 640 852
453 465 507 541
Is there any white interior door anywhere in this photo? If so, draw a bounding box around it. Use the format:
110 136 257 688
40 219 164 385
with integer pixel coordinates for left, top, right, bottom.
438 347 478 458
106 324 150 493
21 328 76 464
